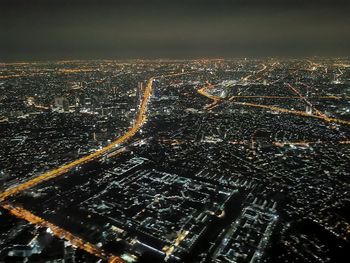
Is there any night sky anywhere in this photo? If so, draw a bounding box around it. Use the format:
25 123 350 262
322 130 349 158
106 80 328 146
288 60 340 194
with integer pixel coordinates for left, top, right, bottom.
1 0 350 61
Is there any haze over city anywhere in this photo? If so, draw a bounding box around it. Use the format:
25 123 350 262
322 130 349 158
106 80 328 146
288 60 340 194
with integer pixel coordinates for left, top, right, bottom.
1 0 350 60
0 1 350 263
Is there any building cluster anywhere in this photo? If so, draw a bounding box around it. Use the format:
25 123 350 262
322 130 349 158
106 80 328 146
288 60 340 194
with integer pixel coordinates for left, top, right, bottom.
0 58 349 262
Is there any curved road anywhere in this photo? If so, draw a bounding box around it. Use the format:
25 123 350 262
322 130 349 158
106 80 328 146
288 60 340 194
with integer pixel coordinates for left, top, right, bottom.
1 76 154 263
0 70 194 262
0 78 154 202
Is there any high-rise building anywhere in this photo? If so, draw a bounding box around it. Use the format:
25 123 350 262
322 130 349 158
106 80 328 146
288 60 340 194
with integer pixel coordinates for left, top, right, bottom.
306 105 312 115
305 87 312 115
152 79 160 99
54 97 69 112
136 82 143 107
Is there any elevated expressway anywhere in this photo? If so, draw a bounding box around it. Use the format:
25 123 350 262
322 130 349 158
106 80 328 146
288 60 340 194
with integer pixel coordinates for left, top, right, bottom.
0 76 155 262
0 70 194 262
0 77 154 202
198 80 350 127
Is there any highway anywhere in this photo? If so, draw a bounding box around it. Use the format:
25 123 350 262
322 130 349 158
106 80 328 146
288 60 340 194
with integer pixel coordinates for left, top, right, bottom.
234 100 350 127
242 64 267 82
234 101 327 120
197 81 220 110
198 82 350 127
0 76 155 262
0 71 194 262
2 203 125 262
0 68 96 80
1 68 347 261
0 77 154 202
229 95 350 100
158 137 350 147
285 83 326 118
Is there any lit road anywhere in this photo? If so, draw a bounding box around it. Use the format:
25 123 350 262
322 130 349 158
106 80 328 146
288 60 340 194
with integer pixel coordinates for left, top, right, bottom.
0 77 154 202
229 95 350 100
2 203 123 263
0 68 96 79
285 83 326 118
242 64 267 82
0 76 155 262
0 70 193 262
197 81 220 110
198 82 350 127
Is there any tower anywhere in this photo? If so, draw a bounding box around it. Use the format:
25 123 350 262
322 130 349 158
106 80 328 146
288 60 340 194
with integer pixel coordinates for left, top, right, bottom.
152 79 160 99
306 105 312 115
54 97 69 112
138 81 143 93
136 82 143 107
305 86 312 115
75 97 80 107
112 86 117 96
